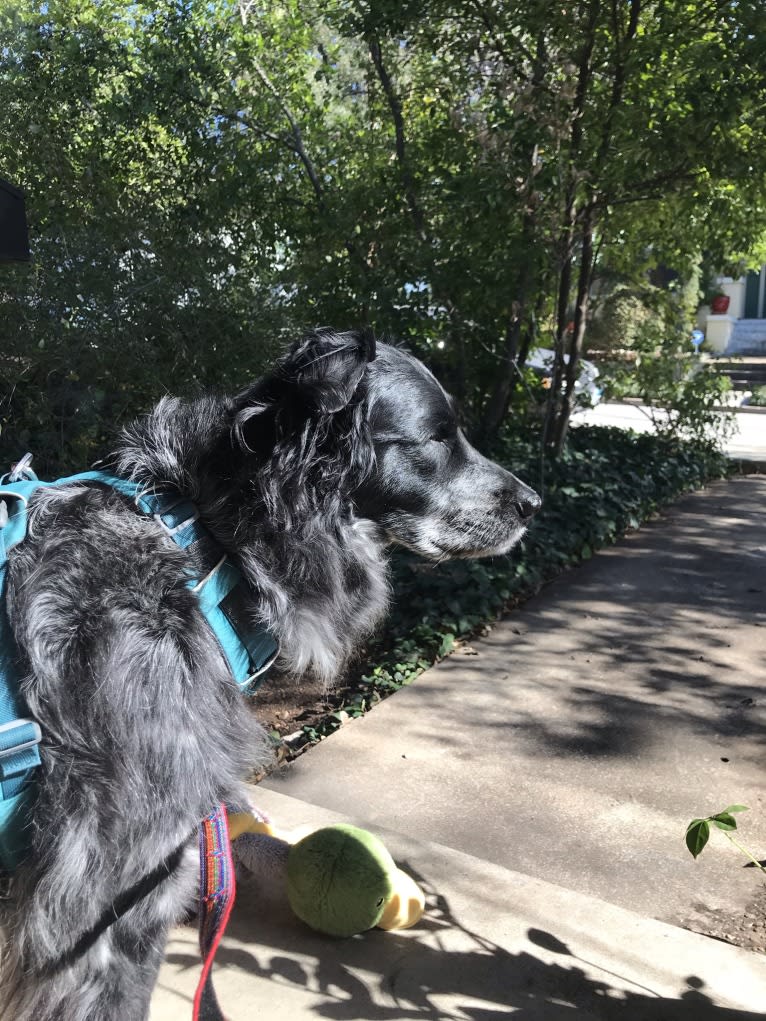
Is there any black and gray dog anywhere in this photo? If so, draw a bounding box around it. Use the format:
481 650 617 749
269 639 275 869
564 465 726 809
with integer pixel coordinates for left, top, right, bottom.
0 330 539 1020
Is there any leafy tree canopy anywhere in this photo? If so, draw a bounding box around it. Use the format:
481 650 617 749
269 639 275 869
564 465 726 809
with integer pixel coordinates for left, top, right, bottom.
2 0 765 469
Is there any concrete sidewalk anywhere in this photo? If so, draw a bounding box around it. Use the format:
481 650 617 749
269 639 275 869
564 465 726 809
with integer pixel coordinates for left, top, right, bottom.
153 477 766 1018
153 789 764 1020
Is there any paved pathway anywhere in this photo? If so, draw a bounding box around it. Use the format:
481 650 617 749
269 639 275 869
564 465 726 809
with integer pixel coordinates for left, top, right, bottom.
153 477 766 1019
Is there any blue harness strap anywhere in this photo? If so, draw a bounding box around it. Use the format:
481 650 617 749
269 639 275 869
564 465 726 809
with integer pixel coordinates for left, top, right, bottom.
0 460 279 872
68 470 280 688
0 477 45 867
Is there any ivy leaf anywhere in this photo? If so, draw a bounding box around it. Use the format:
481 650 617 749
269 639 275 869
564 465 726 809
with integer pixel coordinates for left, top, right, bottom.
685 818 710 858
722 804 749 814
438 633 455 657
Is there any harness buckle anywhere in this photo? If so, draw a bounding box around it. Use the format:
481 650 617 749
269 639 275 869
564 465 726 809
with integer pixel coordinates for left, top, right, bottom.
244 644 280 688
0 719 42 759
154 509 200 536
6 452 36 484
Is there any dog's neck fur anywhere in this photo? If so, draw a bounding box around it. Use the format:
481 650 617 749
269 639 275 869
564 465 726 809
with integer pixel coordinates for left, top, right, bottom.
114 394 390 684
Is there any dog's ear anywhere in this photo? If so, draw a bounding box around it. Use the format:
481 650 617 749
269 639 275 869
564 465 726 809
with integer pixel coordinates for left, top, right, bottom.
277 328 376 415
234 329 376 454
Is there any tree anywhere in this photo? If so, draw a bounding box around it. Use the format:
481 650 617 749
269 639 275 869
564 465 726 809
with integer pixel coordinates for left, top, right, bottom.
3 0 766 473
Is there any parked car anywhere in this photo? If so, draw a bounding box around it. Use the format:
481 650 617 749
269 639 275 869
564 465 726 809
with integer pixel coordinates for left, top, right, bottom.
526 348 602 408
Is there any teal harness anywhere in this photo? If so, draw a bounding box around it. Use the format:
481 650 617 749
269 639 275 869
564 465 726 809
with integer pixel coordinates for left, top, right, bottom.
0 460 278 871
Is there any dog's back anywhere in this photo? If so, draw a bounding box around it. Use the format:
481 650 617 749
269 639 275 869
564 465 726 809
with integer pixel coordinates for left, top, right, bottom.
1 481 262 1021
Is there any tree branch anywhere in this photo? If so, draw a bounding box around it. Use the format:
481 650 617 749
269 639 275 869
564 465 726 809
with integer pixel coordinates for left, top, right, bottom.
367 34 428 243
213 108 284 147
598 164 699 207
469 0 539 69
249 59 325 207
594 0 641 172
238 1 325 207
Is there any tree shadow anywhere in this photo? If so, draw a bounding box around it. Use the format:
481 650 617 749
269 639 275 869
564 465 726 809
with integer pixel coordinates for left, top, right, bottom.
163 873 763 1021
406 478 766 766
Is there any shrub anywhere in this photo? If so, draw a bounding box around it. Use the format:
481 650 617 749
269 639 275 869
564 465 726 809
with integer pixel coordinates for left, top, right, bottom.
587 285 666 352
598 316 734 447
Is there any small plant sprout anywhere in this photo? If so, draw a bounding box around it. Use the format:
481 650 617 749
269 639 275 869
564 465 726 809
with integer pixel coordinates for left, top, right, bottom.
685 806 766 874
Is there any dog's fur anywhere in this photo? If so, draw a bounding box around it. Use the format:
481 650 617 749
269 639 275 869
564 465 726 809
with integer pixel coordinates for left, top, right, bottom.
0 330 539 1020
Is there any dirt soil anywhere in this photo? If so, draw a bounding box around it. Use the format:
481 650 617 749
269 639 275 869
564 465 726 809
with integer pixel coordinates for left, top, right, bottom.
687 884 766 955
250 672 336 740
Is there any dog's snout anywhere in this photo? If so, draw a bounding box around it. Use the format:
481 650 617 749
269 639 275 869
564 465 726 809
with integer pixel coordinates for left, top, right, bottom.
507 484 541 522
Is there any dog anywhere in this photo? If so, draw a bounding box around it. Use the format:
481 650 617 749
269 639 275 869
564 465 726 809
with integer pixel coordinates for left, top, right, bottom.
0 329 540 1020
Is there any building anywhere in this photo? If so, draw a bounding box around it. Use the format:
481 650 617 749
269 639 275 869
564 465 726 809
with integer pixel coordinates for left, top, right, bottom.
705 271 766 355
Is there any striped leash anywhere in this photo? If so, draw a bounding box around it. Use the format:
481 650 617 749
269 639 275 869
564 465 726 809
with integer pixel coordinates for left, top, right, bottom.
193 805 236 1021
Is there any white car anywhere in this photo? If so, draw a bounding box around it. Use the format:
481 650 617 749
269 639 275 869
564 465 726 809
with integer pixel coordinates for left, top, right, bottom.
526 348 602 408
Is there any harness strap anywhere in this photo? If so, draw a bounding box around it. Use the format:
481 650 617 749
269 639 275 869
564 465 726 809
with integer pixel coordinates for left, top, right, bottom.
0 460 275 1015
76 472 280 687
0 479 43 867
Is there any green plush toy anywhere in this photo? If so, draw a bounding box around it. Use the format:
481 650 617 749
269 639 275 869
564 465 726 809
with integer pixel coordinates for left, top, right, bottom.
230 813 425 938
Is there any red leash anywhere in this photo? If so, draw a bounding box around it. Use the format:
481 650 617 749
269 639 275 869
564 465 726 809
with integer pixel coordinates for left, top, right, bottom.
193 805 236 1021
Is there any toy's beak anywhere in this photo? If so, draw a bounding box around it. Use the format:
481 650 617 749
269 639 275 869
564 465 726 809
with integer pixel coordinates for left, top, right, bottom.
377 869 425 930
228 811 275 841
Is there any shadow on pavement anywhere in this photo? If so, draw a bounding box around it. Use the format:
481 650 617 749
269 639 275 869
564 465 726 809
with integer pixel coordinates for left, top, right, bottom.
410 480 766 765
163 874 761 1021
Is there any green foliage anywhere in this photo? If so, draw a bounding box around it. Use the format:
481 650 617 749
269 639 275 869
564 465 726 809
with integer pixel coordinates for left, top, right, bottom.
588 286 667 351
629 356 732 445
749 386 766 408
299 425 730 744
686 806 746 858
685 806 765 875
0 0 291 473
3 0 766 457
597 294 735 447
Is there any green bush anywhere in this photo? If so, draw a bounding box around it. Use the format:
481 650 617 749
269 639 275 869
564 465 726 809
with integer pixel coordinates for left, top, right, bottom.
0 334 283 478
749 385 766 407
588 285 666 351
597 313 734 447
635 352 733 445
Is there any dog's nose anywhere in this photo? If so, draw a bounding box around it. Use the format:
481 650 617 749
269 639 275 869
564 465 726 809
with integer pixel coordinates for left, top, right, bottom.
512 486 541 522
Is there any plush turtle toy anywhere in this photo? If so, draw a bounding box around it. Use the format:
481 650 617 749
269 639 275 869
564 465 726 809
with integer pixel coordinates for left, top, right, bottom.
229 811 425 938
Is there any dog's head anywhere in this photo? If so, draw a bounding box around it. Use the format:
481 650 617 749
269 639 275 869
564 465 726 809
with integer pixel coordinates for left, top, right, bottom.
235 329 539 558
358 341 540 558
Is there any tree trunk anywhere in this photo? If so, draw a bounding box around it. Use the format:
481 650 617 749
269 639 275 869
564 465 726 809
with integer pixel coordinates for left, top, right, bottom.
542 231 574 449
544 0 600 451
478 28 547 442
552 212 595 453
479 225 537 439
478 310 524 442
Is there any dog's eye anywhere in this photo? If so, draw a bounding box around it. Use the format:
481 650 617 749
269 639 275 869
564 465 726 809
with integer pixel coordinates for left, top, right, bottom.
430 422 457 444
